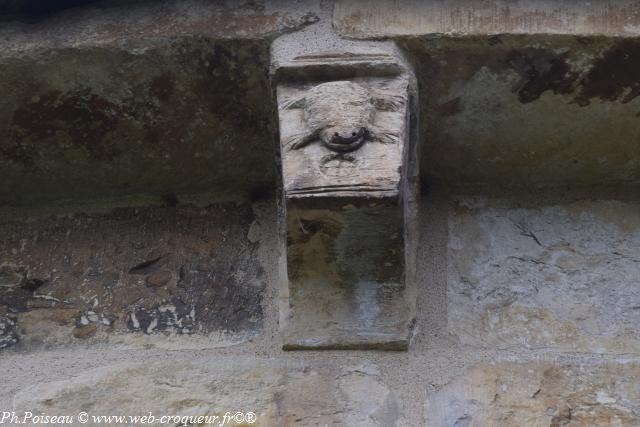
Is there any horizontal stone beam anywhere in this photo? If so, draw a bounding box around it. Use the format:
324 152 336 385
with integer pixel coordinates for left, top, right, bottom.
0 1 319 207
334 0 640 38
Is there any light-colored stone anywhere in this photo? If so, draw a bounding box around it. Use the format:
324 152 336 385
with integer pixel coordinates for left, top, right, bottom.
335 0 640 38
11 357 399 427
426 361 640 426
272 2 414 196
278 72 410 198
448 196 640 353
16 309 77 346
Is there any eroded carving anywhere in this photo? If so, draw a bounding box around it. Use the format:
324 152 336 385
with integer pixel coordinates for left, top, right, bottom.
278 73 410 198
281 81 404 153
274 49 418 350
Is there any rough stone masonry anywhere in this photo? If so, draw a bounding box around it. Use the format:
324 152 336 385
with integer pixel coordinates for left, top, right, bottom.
2 1 640 426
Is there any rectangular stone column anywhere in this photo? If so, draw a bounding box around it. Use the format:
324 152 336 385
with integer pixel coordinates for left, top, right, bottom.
274 50 418 350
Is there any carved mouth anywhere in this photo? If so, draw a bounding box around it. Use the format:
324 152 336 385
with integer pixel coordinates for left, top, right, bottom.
324 127 367 152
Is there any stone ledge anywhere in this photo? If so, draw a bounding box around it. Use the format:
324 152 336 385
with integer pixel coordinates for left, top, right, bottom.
0 1 319 53
335 0 640 38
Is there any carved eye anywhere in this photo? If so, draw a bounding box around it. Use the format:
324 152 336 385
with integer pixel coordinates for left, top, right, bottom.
351 132 357 136
334 132 339 137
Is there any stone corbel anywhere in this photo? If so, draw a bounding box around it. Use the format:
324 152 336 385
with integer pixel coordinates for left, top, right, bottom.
273 47 419 350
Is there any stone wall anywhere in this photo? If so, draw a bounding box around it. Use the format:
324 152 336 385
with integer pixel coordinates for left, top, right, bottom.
2 1 640 426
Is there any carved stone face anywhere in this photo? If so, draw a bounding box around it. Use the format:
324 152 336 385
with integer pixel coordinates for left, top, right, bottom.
278 74 409 197
282 81 378 153
305 81 375 152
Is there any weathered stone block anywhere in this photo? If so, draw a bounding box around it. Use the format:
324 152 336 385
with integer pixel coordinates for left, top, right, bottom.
334 0 640 38
401 37 640 190
448 196 640 353
275 48 418 350
9 357 399 426
426 361 640 426
284 200 410 349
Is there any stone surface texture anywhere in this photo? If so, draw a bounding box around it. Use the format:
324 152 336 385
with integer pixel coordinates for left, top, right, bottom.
2 1 640 426
8 356 399 426
426 361 640 427
284 202 412 350
0 201 273 349
334 0 640 37
333 0 640 190
278 73 409 197
399 36 640 190
274 38 417 349
0 0 318 207
448 196 640 354
2 193 640 425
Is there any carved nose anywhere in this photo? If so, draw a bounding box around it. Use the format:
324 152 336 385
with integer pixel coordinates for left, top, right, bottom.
325 127 367 152
331 128 365 144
